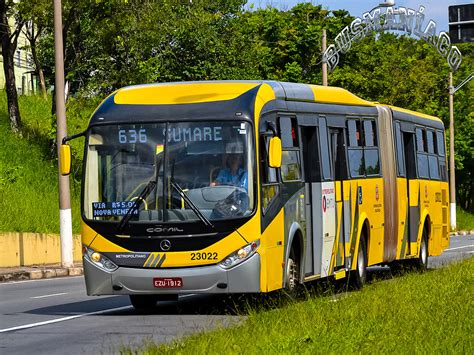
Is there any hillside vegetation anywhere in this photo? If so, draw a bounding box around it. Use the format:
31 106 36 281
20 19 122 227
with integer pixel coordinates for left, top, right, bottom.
0 93 97 233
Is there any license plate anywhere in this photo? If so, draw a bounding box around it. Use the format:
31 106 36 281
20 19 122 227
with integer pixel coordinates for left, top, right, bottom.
153 277 183 288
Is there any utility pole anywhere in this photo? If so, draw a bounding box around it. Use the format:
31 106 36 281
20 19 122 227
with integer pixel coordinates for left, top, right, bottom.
448 71 474 231
322 29 328 86
53 0 73 268
448 72 456 231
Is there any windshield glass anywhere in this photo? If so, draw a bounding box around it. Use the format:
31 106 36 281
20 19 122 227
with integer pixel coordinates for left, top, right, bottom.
84 121 255 223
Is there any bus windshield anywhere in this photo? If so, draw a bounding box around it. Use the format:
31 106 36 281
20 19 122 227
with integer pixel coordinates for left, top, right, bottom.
83 121 255 224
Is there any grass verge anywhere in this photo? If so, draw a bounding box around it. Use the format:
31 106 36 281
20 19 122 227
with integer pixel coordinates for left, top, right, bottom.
141 258 473 354
457 207 474 231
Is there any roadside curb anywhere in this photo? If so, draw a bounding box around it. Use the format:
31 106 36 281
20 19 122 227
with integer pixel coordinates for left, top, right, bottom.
450 230 474 236
0 266 83 282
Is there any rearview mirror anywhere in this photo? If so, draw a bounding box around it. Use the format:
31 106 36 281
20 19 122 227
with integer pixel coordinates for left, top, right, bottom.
60 144 72 176
268 137 282 168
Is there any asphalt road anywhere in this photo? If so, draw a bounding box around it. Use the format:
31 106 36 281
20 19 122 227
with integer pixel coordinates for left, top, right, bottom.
1 235 472 354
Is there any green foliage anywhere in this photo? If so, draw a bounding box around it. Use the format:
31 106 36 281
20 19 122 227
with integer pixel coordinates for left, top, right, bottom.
133 258 474 353
452 111 474 211
0 93 82 233
457 207 474 231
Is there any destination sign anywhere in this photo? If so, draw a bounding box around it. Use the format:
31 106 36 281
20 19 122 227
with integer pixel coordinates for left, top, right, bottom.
165 126 223 143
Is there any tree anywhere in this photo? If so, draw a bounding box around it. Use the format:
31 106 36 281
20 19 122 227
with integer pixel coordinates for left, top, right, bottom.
3 1 472 209
0 0 24 134
18 0 51 99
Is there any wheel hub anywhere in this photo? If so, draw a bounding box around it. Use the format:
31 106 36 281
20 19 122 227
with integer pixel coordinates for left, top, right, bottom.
287 258 297 290
421 239 427 265
358 248 365 278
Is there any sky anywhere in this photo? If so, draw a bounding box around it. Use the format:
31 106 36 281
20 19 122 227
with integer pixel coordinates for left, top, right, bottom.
247 0 471 32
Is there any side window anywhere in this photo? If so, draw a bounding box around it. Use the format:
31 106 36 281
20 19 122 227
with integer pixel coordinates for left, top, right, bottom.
363 120 376 147
281 151 301 181
347 118 380 177
416 128 427 152
347 119 364 177
428 155 440 180
280 117 297 148
427 130 435 154
348 149 364 177
348 119 363 147
329 128 348 181
436 130 447 181
364 120 380 176
415 127 429 179
319 117 332 180
301 126 321 182
260 133 280 212
394 122 406 177
280 117 302 182
427 129 440 180
436 131 445 157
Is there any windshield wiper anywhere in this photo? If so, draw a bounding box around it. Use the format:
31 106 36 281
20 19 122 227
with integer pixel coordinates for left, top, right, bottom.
116 179 156 233
170 180 214 229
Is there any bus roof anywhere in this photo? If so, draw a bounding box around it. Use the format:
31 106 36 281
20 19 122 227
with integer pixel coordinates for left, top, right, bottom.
389 106 443 124
98 81 442 126
113 81 375 107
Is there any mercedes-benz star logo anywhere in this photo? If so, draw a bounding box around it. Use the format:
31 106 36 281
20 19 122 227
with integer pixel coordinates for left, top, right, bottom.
160 239 171 251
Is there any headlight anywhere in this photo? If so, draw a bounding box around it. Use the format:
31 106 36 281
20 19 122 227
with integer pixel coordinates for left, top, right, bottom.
219 240 260 269
84 247 118 272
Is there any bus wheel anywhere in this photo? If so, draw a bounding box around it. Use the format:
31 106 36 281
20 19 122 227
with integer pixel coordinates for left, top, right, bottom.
350 236 367 289
413 228 428 272
284 249 300 297
129 295 158 311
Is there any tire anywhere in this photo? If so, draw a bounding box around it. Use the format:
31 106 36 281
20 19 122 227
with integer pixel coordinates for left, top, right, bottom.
350 235 367 289
129 295 158 311
389 260 406 275
284 248 300 297
413 228 428 271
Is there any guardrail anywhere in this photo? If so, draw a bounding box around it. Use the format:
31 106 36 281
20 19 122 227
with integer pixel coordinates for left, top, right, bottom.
0 232 82 267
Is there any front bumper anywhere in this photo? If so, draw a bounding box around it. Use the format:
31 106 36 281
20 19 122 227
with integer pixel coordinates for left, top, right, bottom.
84 253 261 295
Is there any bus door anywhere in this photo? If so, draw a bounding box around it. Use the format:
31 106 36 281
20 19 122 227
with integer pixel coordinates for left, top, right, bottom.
301 117 337 279
300 124 320 277
329 128 347 271
402 129 419 256
318 118 337 277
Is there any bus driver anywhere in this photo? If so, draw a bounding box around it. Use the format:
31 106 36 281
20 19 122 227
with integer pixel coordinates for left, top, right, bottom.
211 154 247 189
211 142 248 190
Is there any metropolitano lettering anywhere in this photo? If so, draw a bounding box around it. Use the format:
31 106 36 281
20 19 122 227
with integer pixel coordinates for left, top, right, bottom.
323 5 462 72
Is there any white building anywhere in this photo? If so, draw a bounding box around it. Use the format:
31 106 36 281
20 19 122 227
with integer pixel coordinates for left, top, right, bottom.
0 19 38 95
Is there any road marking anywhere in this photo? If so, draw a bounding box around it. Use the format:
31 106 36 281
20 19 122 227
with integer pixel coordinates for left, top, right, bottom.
0 276 83 286
31 292 68 299
0 305 132 333
445 245 474 252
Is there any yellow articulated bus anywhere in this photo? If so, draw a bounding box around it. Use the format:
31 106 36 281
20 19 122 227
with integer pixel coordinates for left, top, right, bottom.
61 81 450 310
